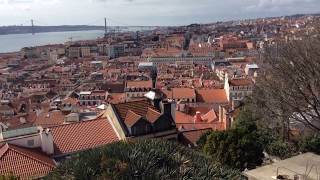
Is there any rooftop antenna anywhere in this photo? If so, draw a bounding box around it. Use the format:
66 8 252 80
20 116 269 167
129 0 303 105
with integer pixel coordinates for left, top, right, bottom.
31 19 35 35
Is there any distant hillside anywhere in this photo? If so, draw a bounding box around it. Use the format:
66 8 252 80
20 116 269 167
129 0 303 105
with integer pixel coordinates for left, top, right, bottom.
0 25 105 35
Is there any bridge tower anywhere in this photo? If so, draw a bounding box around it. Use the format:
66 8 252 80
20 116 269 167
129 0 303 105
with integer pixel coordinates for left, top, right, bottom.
31 19 35 35
104 17 107 38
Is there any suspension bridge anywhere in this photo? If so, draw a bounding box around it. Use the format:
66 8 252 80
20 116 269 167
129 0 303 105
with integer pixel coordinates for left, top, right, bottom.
0 17 159 35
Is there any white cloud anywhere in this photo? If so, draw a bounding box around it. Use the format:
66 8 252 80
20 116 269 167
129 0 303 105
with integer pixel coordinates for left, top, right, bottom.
0 0 319 26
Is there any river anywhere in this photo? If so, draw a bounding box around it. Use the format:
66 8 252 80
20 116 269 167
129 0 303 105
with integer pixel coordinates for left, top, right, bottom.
0 30 105 53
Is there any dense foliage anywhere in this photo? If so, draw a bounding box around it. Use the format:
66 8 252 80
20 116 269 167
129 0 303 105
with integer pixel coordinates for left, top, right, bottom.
199 107 264 170
0 174 18 180
265 140 297 159
47 140 244 180
299 136 320 154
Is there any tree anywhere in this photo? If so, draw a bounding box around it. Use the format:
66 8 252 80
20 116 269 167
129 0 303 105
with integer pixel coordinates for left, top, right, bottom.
199 107 264 170
47 139 244 180
253 35 320 140
201 129 264 170
232 106 258 133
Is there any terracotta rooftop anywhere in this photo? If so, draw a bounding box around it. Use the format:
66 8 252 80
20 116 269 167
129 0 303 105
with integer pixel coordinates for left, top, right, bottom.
172 88 196 99
126 80 153 89
51 118 119 156
0 112 37 130
100 81 125 93
124 110 142 127
202 109 218 122
34 110 65 128
112 100 168 130
142 47 182 57
175 109 221 132
145 108 162 124
175 110 194 124
196 89 229 103
108 93 125 104
0 143 55 179
113 100 157 122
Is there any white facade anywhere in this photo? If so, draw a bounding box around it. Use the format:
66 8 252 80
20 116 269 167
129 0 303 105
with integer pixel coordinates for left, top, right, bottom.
0 126 54 155
148 56 213 65
224 74 253 101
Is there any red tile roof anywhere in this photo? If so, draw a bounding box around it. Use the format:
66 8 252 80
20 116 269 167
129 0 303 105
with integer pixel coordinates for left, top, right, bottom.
113 100 157 121
51 118 119 156
34 110 65 128
172 88 196 99
202 109 218 122
146 108 161 123
124 110 142 127
126 80 153 89
0 143 55 179
0 112 37 130
175 110 194 124
175 110 223 132
196 89 228 103
108 93 125 104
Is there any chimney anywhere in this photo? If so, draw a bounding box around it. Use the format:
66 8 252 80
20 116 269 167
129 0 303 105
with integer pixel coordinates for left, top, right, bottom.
194 111 202 123
160 100 176 121
40 128 54 155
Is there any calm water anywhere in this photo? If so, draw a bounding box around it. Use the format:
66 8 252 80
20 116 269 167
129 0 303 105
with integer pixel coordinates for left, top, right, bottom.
0 30 105 53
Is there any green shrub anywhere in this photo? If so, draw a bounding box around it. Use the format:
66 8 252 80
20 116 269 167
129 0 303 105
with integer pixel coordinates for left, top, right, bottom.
265 140 297 159
47 139 244 180
0 173 18 180
201 129 264 171
300 136 320 154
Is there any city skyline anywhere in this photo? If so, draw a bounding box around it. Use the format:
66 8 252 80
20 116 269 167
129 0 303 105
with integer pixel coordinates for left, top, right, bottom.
0 0 319 26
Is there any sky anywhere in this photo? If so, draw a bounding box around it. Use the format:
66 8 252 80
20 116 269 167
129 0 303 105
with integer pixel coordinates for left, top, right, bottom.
0 0 319 26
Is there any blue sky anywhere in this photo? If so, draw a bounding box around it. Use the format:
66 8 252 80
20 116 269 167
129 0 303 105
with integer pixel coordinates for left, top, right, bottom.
0 0 319 26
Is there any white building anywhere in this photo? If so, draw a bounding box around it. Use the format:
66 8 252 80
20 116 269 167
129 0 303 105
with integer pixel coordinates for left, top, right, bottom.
148 56 214 66
224 74 253 101
0 126 54 155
